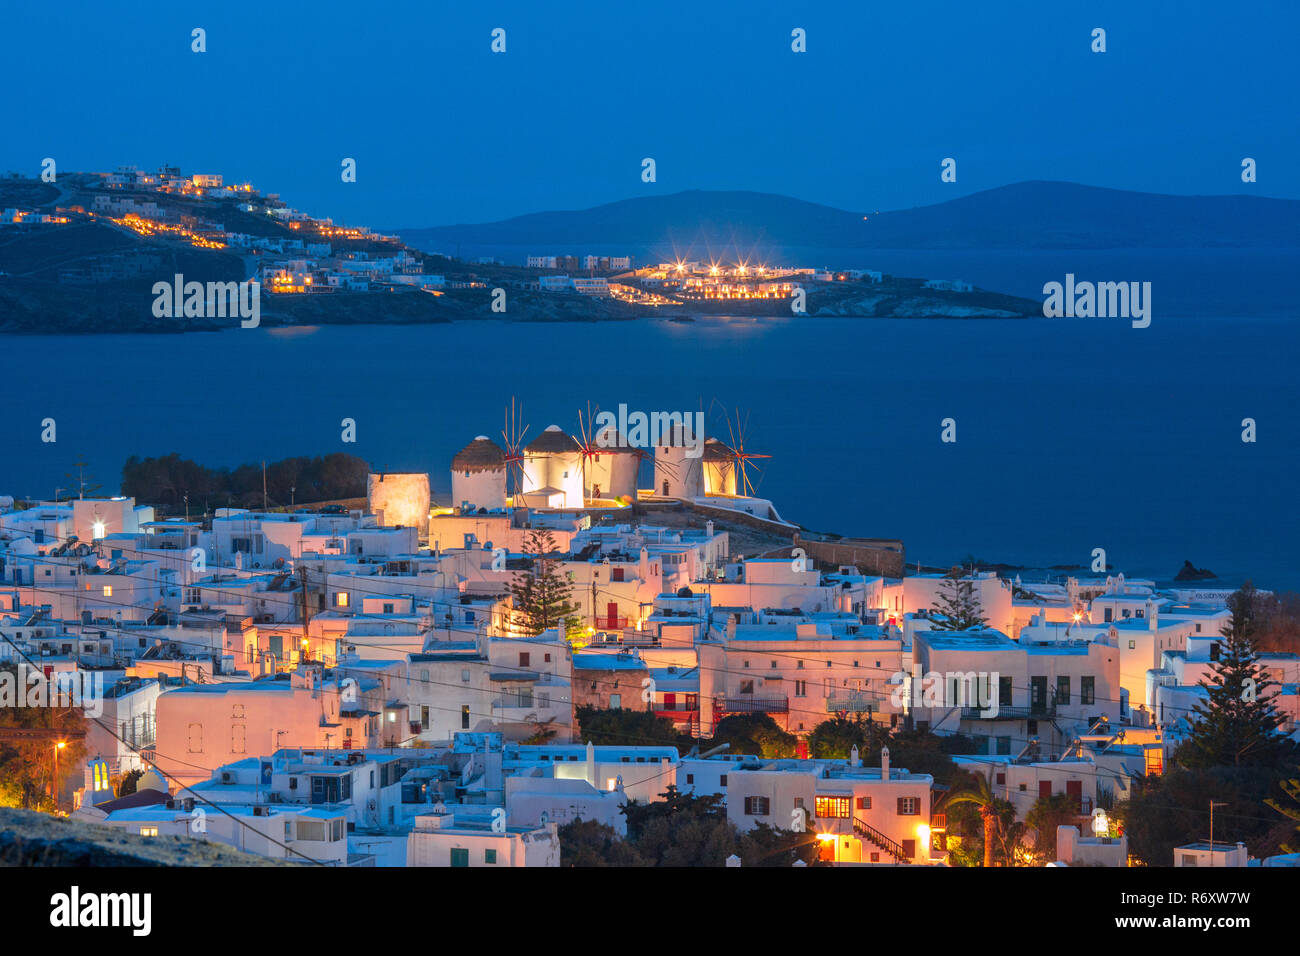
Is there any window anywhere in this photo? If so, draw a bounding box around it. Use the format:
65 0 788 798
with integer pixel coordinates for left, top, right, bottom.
998 675 1012 707
743 796 770 816
612 567 624 582
519 652 530 667
815 796 850 818
461 669 470 682
1056 676 1071 706
1104 608 1113 622
686 774 694 785
335 592 350 608
1081 676 1095 706
102 585 113 597
461 705 470 729
382 602 394 614
856 796 871 810
897 797 920 815
1181 854 1197 867
995 772 1006 785
450 848 469 867
1128 640 1136 650
794 680 807 697
139 826 158 837
719 775 728 787
739 680 754 695
484 848 497 864
609 693 621 709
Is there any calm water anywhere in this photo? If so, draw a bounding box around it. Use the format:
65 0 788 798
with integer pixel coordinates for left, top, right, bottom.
2 314 1297 587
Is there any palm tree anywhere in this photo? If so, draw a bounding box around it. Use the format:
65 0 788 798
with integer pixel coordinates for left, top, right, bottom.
945 772 1000 867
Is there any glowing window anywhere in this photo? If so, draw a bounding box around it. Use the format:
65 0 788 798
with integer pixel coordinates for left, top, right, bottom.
815 796 850 819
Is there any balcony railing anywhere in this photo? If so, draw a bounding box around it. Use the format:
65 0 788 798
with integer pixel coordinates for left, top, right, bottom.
826 693 877 714
959 703 1056 721
593 616 629 630
714 695 789 715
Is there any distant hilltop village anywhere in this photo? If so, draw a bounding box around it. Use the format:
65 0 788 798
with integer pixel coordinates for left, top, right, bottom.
0 165 1039 331
2 408 1295 868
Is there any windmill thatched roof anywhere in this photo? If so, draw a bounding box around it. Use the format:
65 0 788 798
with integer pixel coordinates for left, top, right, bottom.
525 425 581 454
702 438 737 462
452 436 506 472
591 427 642 454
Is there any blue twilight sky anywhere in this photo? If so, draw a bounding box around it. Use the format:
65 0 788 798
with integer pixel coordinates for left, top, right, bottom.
4 0 1297 227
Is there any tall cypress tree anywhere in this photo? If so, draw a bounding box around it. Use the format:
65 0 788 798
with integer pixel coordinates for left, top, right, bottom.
929 567 988 631
1181 582 1285 769
508 528 579 637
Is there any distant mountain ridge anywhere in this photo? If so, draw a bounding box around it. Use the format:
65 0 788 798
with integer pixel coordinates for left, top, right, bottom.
398 181 1300 253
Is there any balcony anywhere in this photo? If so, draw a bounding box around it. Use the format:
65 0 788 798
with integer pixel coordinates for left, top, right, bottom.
960 703 1055 722
593 616 629 630
825 693 877 714
714 695 789 715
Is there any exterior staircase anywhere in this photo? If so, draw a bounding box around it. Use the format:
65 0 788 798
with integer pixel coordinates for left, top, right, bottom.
853 816 911 864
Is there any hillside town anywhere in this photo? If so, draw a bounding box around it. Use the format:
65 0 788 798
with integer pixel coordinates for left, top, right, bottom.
0 165 1004 322
2 415 1297 868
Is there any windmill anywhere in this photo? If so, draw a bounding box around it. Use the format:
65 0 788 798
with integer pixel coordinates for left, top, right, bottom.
501 397 531 507
650 396 711 499
714 402 771 498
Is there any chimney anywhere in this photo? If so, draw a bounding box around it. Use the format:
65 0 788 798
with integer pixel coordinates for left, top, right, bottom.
850 744 861 768
880 745 890 780
705 520 714 538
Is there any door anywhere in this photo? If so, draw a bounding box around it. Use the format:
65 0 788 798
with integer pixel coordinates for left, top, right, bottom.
606 602 618 628
1030 676 1047 714
1066 779 1083 810
450 847 469 868
1039 780 1052 799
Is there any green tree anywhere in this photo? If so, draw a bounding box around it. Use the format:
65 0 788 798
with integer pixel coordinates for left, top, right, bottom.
509 529 579 636
574 706 686 749
0 667 88 812
708 713 798 759
557 819 647 866
929 567 988 631
623 788 739 866
1116 765 1280 865
1179 582 1286 770
1026 792 1082 861
1265 775 1300 854
945 772 1001 867
808 713 877 759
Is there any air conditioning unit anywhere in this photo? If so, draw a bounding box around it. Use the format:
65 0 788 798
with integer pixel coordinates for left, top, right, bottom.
221 771 235 784
252 805 268 816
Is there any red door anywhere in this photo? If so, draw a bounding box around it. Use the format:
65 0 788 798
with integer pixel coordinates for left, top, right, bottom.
1066 780 1083 810
663 693 676 711
606 602 618 628
1039 780 1053 799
